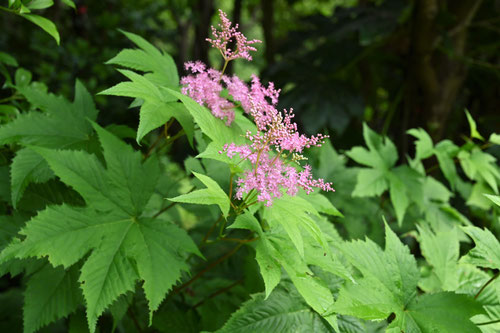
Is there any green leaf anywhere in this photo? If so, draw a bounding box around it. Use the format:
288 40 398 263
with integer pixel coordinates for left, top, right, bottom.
10 147 53 208
333 222 418 319
351 168 388 197
0 51 18 67
169 172 230 217
73 80 98 121
484 194 500 207
434 140 459 189
407 128 434 160
216 288 336 333
231 212 281 299
125 219 202 323
110 30 179 87
388 172 409 225
301 192 343 217
0 82 96 148
489 133 500 145
20 14 60 44
14 68 32 87
465 109 484 141
99 69 165 102
162 87 246 147
24 264 81 333
61 0 75 8
461 226 500 270
417 224 459 291
0 123 200 332
26 0 53 10
137 101 194 146
264 195 327 258
404 292 483 333
459 148 500 194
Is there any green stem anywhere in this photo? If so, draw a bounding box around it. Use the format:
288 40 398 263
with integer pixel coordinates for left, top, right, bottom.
475 272 499 300
477 319 500 326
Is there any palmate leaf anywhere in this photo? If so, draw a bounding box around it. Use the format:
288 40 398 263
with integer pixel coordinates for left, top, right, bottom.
333 223 483 332
0 123 200 332
107 30 179 88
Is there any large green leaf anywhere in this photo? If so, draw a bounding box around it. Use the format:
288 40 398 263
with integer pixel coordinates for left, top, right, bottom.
0 125 200 333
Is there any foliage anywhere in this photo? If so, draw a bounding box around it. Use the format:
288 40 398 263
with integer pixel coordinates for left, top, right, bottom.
0 4 499 333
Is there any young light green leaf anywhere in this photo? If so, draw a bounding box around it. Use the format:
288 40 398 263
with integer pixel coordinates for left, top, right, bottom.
489 133 500 145
484 194 500 207
14 68 32 87
24 264 81 333
20 14 60 44
465 109 484 141
388 172 409 225
460 226 500 270
169 172 230 217
434 140 459 189
459 148 500 194
351 168 388 197
26 0 53 10
407 128 434 160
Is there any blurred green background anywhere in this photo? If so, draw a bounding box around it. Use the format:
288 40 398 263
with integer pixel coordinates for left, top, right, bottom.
1 0 499 153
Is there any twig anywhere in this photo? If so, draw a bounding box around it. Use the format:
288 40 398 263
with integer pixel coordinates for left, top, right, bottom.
168 242 245 299
201 215 224 245
192 279 244 309
127 307 143 333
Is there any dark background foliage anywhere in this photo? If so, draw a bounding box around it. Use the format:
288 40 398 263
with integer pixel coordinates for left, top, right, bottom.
1 0 499 153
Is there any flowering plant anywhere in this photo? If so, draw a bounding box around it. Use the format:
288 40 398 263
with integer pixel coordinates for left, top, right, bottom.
182 10 333 207
0 6 498 333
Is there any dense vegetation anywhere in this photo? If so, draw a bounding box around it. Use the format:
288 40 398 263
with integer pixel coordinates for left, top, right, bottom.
0 1 499 332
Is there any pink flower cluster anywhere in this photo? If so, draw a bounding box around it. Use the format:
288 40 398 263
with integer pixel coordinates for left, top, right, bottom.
181 10 334 206
207 9 261 61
